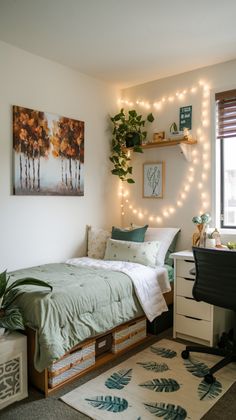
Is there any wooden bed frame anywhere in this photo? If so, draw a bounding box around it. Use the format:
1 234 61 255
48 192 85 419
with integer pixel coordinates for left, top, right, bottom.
25 285 174 396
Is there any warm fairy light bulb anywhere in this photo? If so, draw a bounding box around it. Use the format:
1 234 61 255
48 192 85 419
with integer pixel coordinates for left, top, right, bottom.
199 80 204 86
202 201 209 209
184 184 190 191
125 199 129 203
189 167 194 172
168 96 174 102
163 210 169 217
120 204 124 208
203 153 208 161
154 102 162 110
178 93 184 99
121 211 125 216
201 192 206 198
202 110 208 117
181 192 186 199
183 89 187 94
169 207 175 213
149 216 154 222
162 97 166 102
191 86 197 93
193 158 199 165
177 200 183 207
203 143 210 150
156 216 162 223
129 205 133 209
202 173 207 180
176 91 179 96
204 162 210 170
133 209 137 214
192 149 198 156
198 182 203 189
138 212 143 218
202 100 208 108
188 176 194 183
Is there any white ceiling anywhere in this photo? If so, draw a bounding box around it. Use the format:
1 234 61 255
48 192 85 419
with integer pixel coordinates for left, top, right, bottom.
1 0 236 88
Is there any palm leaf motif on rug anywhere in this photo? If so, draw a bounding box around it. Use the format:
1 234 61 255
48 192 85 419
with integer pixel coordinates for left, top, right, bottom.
144 402 187 419
184 357 209 377
105 368 132 389
198 379 222 401
85 395 128 412
137 361 169 372
139 378 180 392
150 345 177 358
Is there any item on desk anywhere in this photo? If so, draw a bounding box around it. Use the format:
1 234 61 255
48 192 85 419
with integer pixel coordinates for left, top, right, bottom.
227 242 236 250
192 213 211 247
211 228 221 246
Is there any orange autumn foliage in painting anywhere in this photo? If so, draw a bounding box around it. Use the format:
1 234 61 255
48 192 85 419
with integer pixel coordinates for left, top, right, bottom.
13 106 84 196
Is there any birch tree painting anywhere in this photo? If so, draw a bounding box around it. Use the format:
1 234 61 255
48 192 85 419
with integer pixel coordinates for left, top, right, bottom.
13 106 84 196
143 162 164 198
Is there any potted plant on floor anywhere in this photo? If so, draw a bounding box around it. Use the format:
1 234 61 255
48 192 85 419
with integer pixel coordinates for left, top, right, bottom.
109 108 154 183
0 269 52 334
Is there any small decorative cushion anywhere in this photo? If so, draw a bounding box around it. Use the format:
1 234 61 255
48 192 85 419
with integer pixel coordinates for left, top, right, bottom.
104 238 160 267
145 227 180 266
87 226 111 259
111 225 148 242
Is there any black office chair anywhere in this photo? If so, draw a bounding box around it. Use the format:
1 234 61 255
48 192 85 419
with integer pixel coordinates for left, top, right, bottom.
181 246 236 384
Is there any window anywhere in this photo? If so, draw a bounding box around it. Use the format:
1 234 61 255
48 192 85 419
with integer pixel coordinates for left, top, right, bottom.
216 90 236 229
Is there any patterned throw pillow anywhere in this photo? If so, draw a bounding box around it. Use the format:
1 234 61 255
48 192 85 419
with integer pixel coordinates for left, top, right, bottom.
111 225 148 242
87 226 111 259
104 238 160 267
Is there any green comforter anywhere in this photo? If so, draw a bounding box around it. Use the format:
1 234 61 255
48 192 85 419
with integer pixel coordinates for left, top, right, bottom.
8 263 143 372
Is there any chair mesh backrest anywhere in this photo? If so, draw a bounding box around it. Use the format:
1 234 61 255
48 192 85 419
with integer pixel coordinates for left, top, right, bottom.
192 247 236 311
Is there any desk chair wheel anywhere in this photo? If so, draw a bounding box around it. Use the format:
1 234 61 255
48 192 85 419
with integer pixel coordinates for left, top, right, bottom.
204 373 215 384
181 350 189 359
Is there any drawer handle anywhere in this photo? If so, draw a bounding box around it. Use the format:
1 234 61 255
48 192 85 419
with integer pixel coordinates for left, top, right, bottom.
184 315 201 321
184 296 194 300
184 259 194 263
183 277 194 281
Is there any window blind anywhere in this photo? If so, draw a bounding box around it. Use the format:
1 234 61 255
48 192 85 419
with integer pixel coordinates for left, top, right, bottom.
216 89 236 139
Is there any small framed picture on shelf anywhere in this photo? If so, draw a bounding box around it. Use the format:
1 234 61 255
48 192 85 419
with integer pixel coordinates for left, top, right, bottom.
153 131 165 143
143 161 165 198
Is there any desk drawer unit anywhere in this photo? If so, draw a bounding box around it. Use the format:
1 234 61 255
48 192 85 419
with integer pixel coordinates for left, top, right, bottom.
172 251 234 346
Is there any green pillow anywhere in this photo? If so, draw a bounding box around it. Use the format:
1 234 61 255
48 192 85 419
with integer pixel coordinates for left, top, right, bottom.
104 238 160 267
164 231 180 266
111 225 148 242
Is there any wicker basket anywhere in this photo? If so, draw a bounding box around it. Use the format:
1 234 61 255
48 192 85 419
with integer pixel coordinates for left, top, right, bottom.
48 340 95 388
112 317 146 353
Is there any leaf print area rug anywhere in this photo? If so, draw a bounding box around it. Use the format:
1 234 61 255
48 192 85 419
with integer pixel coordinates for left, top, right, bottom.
60 339 236 420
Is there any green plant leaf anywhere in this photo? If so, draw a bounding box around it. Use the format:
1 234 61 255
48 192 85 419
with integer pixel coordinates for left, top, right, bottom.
144 402 187 419
0 307 24 330
0 270 8 297
184 358 209 378
127 178 135 183
85 395 128 412
2 289 20 309
198 379 222 400
105 368 132 390
133 146 143 153
147 113 154 123
137 361 169 372
139 378 180 392
150 346 177 358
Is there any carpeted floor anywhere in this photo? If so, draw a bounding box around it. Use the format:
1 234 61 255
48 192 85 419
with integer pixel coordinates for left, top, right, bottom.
1 329 236 420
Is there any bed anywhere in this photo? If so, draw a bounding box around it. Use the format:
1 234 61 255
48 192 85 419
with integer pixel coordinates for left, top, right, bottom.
8 226 179 395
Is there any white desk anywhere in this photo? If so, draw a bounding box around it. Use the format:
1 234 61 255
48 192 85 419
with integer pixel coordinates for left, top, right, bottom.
171 250 234 346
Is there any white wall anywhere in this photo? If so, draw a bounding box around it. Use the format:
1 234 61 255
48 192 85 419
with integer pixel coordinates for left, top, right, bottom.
0 41 120 271
121 60 236 250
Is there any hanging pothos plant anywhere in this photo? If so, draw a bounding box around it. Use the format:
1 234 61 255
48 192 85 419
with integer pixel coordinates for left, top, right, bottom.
109 108 154 183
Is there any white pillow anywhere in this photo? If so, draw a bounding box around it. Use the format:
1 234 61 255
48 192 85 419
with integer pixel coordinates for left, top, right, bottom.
145 227 180 266
87 226 111 259
104 238 160 267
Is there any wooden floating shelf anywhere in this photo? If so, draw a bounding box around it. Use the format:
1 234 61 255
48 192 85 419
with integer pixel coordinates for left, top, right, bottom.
142 138 197 149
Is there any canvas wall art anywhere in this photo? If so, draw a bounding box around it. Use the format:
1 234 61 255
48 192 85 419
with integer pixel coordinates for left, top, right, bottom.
13 105 84 196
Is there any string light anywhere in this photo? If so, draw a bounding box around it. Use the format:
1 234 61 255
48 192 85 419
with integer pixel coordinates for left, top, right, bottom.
118 79 211 222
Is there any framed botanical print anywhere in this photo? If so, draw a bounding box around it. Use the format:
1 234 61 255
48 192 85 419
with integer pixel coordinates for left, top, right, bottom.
143 162 165 198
